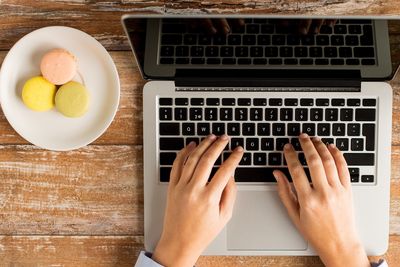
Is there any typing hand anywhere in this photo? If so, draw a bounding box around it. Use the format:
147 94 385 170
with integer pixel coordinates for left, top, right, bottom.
152 134 244 267
274 134 370 267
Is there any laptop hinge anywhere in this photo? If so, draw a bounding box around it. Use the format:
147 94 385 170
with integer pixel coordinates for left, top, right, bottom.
175 69 361 92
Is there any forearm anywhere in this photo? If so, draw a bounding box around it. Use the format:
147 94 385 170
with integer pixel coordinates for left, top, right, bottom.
321 242 370 267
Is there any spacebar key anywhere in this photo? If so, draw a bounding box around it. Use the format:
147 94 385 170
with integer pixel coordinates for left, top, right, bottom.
235 167 291 182
343 153 375 166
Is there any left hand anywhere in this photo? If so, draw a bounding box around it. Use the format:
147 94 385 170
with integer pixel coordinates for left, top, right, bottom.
152 134 244 267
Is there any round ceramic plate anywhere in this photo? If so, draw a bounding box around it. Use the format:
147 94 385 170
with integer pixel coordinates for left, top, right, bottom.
0 26 120 151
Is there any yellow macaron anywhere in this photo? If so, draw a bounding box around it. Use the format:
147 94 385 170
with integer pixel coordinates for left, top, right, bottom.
22 76 57 111
55 81 89 118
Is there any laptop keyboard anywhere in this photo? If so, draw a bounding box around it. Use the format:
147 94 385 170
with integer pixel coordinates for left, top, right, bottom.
158 96 377 184
159 19 376 66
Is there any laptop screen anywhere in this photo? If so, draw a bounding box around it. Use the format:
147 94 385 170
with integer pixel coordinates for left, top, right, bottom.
122 16 400 81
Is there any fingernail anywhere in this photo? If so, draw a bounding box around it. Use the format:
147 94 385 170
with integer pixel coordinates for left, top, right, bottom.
187 141 195 147
300 133 308 139
329 143 336 149
273 170 280 181
224 26 231 34
313 136 321 142
208 134 216 140
220 134 229 140
235 146 244 152
284 143 292 150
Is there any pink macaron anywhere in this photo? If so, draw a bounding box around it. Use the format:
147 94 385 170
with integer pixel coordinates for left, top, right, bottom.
40 48 77 85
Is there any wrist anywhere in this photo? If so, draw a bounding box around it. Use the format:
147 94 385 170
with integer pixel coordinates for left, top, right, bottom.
320 241 370 267
152 237 200 267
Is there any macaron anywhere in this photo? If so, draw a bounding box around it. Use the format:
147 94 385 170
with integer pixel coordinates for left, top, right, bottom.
22 76 57 111
40 48 77 85
55 81 89 118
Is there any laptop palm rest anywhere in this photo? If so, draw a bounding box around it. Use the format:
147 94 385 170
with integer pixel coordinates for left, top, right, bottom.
227 191 307 250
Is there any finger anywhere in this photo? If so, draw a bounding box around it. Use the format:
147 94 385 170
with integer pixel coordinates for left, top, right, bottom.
328 143 351 188
298 19 312 35
283 143 312 200
213 18 230 34
179 134 217 185
199 19 217 34
169 142 196 186
299 133 329 190
190 134 230 186
311 19 324 34
325 19 337 27
208 146 244 195
219 177 237 222
273 170 300 227
312 137 341 187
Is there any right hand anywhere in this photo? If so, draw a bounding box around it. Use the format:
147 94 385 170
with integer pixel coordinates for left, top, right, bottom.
274 134 370 267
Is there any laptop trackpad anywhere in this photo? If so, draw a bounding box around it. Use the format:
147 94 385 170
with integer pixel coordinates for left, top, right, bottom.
227 191 307 250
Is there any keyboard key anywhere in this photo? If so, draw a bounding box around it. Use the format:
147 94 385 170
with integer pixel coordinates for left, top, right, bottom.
336 138 349 151
186 137 200 146
331 35 344 45
257 123 270 136
176 46 189 57
228 34 241 45
361 59 375 65
324 47 337 57
287 123 301 136
250 108 263 121
332 98 345 106
363 124 375 151
300 98 313 106
315 59 329 65
160 46 174 57
291 138 301 151
301 35 315 45
269 98 283 106
190 46 204 57
246 24 259 33
205 46 219 57
199 35 212 45
340 109 353 121
272 35 285 45
284 58 298 65
346 59 360 65
265 108 278 120
235 108 248 121
321 138 334 146
345 36 359 46
206 58 220 65
310 108 323 121
254 153 267 165
361 175 374 183
339 47 353 57
302 123 315 136
191 58 205 64
276 138 290 151
212 123 225 135
184 34 197 45
159 98 172 106
325 108 338 121
351 138 364 151
363 99 376 106
159 108 172 120
222 58 236 65
261 138 274 150
343 153 374 165
222 98 235 106
160 152 177 165
243 123 255 135
354 47 375 57
174 108 187 120
347 123 360 136
176 58 189 64
206 98 219 106
269 58 283 65
280 47 293 57
348 25 361 34
243 35 256 45
160 167 172 182
189 108 203 120
320 25 333 34
160 123 180 135
317 123 330 136
254 98 267 106
160 137 184 150
295 108 308 121
287 35 300 45
197 123 210 135
205 108 218 120
160 58 174 64
280 108 293 121
231 138 244 150
285 99 298 106
246 138 259 151
295 47 308 57
161 34 182 45
272 123 285 136
213 35 226 45
331 59 344 65
300 59 313 65
355 109 376 121
310 46 323 57
191 98 204 106
265 47 278 57
235 46 248 57
269 153 282 165
238 98 251 106
250 47 264 57
227 123 240 136
334 24 347 34
298 153 307 165
182 123 195 135
220 108 233 121
332 123 345 136
240 153 252 165
220 46 233 57
347 99 361 106
254 58 267 65
258 35 270 45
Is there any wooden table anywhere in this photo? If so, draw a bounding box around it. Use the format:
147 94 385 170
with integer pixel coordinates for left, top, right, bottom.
0 1 399 266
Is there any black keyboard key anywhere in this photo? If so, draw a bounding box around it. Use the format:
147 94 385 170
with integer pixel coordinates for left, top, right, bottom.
347 123 360 136
301 35 315 45
212 123 225 135
176 58 189 64
191 98 204 106
222 58 236 65
280 47 293 57
246 138 259 151
205 46 219 57
243 35 256 45
331 35 344 45
250 108 263 121
291 138 302 151
257 123 270 136
363 99 376 106
231 138 244 150
227 123 240 136
345 35 359 46
347 99 361 106
361 175 374 183
198 35 212 45
340 109 353 121
300 98 313 106
254 98 267 106
238 58 252 65
160 137 184 150
189 108 202 121
315 59 329 65
160 167 172 182
197 123 210 135
351 174 360 183
186 137 199 145
191 58 205 64
204 108 218 121
302 123 315 136
161 34 182 45
265 108 278 121
182 123 195 135
250 46 264 57
261 24 274 33
336 138 349 151
261 138 274 150
269 98 283 106
160 123 180 135
356 109 376 121
258 35 270 45
235 108 248 121
284 58 298 65
240 153 252 165
276 138 290 151
287 35 300 45
331 59 344 65
222 98 235 106
280 108 293 121
243 123 255 136
324 47 337 57
316 35 330 45
213 35 226 45
343 153 374 166
190 46 204 57
228 34 241 45
363 124 375 151
233 167 290 182
321 138 334 146
205 58 219 65
332 123 345 136
184 34 197 45
254 58 267 65
273 123 285 136
317 123 330 136
220 46 234 57
159 108 172 120
361 59 375 65
354 47 375 58
295 47 308 57
298 153 307 165
325 108 338 121
287 123 301 136
285 99 298 106
265 47 279 57
160 58 174 64
269 58 283 65
254 153 267 165
295 108 308 121
160 152 177 165
351 138 364 151
176 46 189 57
246 24 259 33
220 108 233 121
175 98 188 105
206 98 219 106
316 98 329 106
334 24 347 34
348 25 361 34
269 153 282 165
161 46 174 57
235 46 248 57
272 35 285 45
159 98 172 106
332 98 345 106
310 108 323 121
238 98 251 106
339 47 353 57
174 108 187 120
300 58 313 65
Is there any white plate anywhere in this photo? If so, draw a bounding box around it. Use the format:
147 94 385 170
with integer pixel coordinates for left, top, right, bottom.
0 26 120 151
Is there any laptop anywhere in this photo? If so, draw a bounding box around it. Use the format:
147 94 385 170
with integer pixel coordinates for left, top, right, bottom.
122 15 393 255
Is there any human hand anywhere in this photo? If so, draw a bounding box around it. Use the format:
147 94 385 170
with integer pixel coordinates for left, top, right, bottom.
152 134 244 267
274 134 370 267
